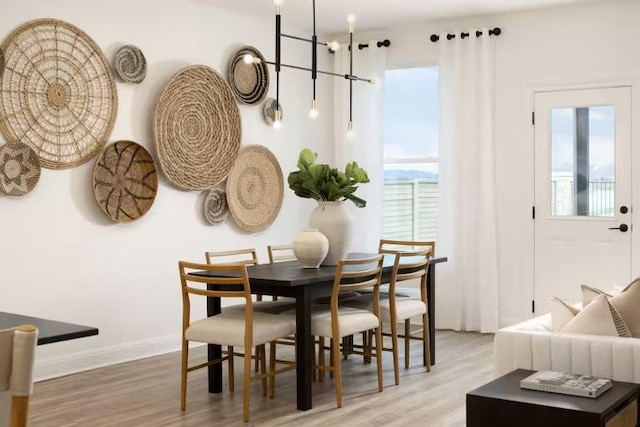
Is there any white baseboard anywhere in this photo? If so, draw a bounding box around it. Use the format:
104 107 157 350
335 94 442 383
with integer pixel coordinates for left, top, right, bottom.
34 335 204 382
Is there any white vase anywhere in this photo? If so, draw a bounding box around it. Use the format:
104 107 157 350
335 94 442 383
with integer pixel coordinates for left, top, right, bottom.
292 228 329 268
308 201 353 266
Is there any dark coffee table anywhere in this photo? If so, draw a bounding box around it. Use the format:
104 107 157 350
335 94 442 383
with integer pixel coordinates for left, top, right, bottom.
467 369 639 427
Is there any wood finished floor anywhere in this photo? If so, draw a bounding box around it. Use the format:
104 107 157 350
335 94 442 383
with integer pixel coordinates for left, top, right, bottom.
29 331 495 427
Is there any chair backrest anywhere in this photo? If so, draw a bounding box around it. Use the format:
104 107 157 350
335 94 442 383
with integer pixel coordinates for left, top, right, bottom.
204 248 258 266
330 255 384 313
0 324 38 427
378 239 436 257
267 245 296 264
387 249 432 303
178 261 255 347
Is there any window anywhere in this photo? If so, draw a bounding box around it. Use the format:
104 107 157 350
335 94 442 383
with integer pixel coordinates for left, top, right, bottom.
382 67 439 241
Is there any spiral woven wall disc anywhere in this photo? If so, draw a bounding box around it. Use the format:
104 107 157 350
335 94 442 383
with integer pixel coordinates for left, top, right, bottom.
114 45 147 83
0 19 118 169
227 145 283 233
227 46 269 105
203 188 229 225
154 65 241 191
92 140 158 223
0 141 41 196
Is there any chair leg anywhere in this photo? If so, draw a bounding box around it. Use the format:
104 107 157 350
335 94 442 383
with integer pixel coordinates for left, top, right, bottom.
259 344 267 396
329 339 335 379
228 346 235 393
404 319 411 369
423 312 431 372
318 337 325 382
332 336 343 408
243 344 252 423
10 396 29 427
180 338 188 411
254 345 260 372
269 342 276 398
374 326 384 392
390 320 400 385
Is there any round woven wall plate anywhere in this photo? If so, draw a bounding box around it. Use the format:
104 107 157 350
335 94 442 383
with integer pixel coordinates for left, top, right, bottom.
0 48 4 81
93 140 158 223
114 45 146 84
204 188 229 225
0 19 118 169
227 46 269 105
262 98 282 125
154 65 241 191
0 141 41 196
227 145 283 233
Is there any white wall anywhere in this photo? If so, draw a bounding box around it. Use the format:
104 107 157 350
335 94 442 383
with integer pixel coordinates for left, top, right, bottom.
359 0 640 327
0 0 334 379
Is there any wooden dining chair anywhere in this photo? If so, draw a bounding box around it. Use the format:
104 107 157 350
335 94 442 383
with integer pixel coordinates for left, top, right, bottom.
345 241 433 385
178 261 296 422
0 324 38 427
267 244 296 264
310 254 385 408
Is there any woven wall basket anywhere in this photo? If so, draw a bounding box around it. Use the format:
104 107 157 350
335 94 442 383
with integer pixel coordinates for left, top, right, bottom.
114 45 147 84
0 141 41 196
203 188 229 225
93 140 158 223
0 19 117 169
154 65 241 191
227 46 269 105
227 145 283 233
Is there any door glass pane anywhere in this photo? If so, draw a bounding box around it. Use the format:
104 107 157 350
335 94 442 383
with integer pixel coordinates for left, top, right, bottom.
550 105 615 217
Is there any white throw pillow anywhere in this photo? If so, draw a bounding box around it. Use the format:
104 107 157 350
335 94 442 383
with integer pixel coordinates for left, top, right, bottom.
610 277 640 338
560 294 631 337
580 284 613 307
549 297 580 331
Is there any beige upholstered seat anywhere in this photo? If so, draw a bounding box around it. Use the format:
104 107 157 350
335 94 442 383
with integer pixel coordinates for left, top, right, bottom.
344 239 433 385
0 325 38 427
309 255 384 408
179 261 296 423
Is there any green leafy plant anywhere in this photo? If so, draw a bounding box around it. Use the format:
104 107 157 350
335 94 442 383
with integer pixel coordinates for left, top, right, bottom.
287 148 370 208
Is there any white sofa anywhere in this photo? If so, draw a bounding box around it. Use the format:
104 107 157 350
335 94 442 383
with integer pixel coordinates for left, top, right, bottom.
494 313 640 383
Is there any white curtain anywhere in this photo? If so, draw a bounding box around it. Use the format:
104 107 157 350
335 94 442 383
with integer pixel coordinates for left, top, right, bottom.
436 29 500 332
333 42 386 254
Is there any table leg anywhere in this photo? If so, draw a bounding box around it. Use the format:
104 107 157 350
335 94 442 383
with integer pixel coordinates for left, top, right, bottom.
295 288 313 410
206 291 222 393
426 265 436 366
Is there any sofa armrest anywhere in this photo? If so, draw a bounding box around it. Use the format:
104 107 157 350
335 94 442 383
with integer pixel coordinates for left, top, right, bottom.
494 316 640 383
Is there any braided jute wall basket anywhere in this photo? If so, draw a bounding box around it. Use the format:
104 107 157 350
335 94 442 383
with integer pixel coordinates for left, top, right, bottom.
226 144 283 233
0 141 41 196
92 140 158 223
227 46 269 105
114 45 147 83
203 188 229 225
153 65 241 191
0 19 117 169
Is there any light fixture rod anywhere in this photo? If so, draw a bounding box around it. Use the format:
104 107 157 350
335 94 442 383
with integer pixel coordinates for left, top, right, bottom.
349 22 353 125
264 60 372 82
281 33 337 48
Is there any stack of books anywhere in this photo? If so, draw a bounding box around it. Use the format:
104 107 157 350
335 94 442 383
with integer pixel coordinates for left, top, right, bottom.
520 371 613 398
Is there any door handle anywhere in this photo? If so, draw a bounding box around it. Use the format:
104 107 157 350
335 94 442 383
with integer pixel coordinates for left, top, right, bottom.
608 224 629 232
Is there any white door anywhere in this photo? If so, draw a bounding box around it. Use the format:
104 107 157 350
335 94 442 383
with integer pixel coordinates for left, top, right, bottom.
534 87 632 314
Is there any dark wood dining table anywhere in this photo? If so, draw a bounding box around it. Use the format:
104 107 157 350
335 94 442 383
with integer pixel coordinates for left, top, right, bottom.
0 311 99 345
192 253 447 411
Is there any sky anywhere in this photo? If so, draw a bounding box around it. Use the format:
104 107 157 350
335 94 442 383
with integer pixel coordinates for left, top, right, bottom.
383 67 439 160
551 106 615 181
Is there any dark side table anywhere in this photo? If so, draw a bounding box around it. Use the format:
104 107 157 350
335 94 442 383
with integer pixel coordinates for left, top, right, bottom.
467 369 639 427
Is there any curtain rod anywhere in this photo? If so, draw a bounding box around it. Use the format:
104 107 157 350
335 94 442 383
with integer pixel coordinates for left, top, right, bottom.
345 39 391 52
357 39 391 50
430 27 501 42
